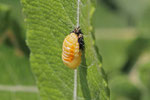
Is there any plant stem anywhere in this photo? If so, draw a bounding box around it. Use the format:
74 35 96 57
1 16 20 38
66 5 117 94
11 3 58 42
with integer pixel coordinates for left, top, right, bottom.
73 0 80 100
73 69 78 100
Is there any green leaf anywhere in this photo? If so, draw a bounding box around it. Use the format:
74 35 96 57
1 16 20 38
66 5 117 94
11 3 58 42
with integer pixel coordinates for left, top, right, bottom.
0 4 11 33
0 45 35 85
110 75 141 100
115 0 150 18
22 0 109 100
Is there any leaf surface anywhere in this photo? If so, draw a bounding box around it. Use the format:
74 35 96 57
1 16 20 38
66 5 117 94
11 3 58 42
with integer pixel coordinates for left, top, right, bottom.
22 0 110 99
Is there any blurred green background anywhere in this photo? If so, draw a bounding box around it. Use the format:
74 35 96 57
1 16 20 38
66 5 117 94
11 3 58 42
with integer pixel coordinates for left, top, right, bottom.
0 0 150 100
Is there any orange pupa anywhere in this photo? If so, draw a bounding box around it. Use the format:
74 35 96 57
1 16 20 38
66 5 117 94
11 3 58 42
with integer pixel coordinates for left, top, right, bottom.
62 27 84 69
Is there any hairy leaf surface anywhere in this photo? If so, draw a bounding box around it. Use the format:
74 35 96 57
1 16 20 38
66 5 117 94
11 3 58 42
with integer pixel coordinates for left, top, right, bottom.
22 0 110 100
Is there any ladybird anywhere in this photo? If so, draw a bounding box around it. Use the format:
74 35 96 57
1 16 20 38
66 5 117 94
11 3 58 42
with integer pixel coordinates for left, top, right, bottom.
62 27 84 69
